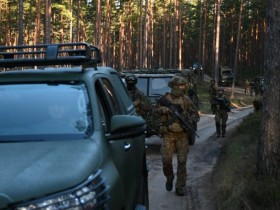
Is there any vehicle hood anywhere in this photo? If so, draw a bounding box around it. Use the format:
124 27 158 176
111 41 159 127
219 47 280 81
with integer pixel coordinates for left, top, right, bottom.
0 140 101 207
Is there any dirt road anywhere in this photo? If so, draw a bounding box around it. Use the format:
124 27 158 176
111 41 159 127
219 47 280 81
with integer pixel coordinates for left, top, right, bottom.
146 106 254 210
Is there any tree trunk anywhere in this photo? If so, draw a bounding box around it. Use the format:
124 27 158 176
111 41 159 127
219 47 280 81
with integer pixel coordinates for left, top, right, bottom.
198 0 203 81
119 14 124 70
45 0 51 44
178 2 182 69
231 0 243 98
104 0 111 67
18 0 23 45
76 0 81 42
95 0 101 46
138 0 143 68
257 0 280 179
35 0 41 44
211 0 217 79
143 0 148 68
169 0 173 69
163 5 167 68
202 0 208 73
214 0 220 83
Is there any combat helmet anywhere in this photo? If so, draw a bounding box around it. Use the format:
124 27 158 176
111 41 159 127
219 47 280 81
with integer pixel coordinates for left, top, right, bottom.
168 76 186 88
125 74 137 83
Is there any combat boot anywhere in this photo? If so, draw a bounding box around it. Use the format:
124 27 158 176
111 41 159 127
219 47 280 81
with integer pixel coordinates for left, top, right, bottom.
175 187 185 196
165 180 173 191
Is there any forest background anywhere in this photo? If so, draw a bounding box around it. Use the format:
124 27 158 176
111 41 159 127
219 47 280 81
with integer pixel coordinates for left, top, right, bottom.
0 0 266 80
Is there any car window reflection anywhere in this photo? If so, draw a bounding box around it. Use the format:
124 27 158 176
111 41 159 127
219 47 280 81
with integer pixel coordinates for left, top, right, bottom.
0 83 92 141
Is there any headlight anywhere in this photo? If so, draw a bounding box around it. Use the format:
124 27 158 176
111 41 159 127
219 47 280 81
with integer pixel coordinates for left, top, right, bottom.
15 170 110 210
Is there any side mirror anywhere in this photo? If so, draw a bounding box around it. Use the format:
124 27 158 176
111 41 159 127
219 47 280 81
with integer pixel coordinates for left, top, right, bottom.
106 115 146 140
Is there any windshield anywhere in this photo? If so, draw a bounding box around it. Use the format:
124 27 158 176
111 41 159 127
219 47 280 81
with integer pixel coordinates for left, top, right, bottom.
0 83 92 141
149 77 171 96
137 76 171 103
222 70 233 76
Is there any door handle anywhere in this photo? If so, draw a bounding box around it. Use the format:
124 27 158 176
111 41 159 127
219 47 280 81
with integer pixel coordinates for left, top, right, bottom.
124 142 131 152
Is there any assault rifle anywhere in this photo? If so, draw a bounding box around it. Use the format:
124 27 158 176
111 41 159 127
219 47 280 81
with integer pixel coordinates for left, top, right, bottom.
157 95 199 138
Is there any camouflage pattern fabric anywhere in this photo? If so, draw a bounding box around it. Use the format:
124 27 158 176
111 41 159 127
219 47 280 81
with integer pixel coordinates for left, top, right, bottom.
128 88 150 117
208 81 218 113
128 88 158 136
161 132 189 188
212 95 231 136
156 92 198 188
208 82 218 98
215 109 228 136
244 80 250 95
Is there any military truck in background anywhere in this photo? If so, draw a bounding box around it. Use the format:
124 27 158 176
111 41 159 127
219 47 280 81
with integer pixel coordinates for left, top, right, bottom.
218 66 234 86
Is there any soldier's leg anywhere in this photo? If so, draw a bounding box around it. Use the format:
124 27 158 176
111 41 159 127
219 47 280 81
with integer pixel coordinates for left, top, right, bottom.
221 112 229 137
175 133 188 196
215 112 221 137
161 133 175 191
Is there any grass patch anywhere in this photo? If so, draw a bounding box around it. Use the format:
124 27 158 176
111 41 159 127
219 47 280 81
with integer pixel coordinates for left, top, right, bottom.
212 112 280 210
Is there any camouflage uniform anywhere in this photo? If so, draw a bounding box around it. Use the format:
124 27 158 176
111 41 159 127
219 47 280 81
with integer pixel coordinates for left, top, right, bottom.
186 83 200 145
208 79 218 114
125 74 155 135
156 76 199 196
244 79 250 95
212 88 231 137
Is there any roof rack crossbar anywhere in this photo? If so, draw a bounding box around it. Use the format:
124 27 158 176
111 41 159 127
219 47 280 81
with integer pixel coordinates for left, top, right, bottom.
0 42 101 68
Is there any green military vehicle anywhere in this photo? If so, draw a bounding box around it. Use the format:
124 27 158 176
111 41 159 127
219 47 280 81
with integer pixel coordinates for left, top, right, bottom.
0 43 148 210
218 66 234 86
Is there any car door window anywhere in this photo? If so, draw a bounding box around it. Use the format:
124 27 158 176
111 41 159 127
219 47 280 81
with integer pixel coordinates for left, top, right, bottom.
101 78 122 115
0 83 92 141
111 72 134 113
95 78 124 132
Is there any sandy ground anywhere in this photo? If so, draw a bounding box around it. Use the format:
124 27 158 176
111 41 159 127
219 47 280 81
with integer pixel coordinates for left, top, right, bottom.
146 106 254 210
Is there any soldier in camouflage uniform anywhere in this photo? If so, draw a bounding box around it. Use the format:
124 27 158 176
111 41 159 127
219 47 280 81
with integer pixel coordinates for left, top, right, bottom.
212 88 231 137
244 79 250 95
208 79 218 114
156 76 199 196
125 74 154 135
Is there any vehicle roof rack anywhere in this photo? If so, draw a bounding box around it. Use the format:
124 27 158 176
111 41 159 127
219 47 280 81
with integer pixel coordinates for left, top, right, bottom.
0 42 101 68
